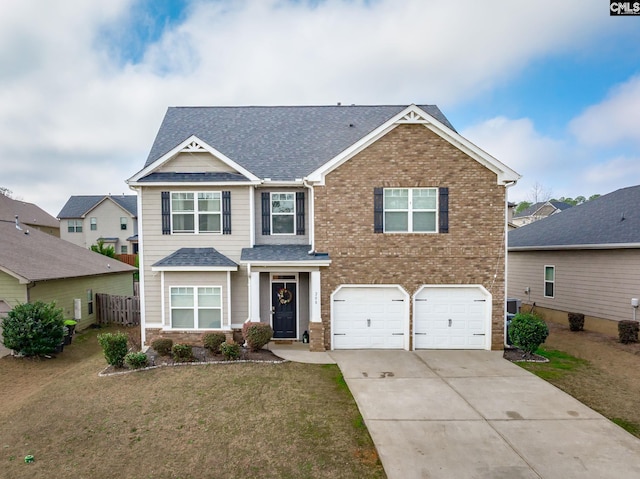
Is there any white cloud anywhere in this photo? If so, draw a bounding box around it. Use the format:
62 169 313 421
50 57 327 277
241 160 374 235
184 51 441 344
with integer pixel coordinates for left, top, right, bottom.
569 75 640 147
0 0 626 215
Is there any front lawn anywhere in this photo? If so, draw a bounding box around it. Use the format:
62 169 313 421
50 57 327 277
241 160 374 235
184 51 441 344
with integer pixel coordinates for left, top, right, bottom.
0 326 385 479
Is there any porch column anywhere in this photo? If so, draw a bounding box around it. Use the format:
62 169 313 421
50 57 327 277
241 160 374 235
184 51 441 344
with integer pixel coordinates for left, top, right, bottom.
310 270 321 322
249 270 261 322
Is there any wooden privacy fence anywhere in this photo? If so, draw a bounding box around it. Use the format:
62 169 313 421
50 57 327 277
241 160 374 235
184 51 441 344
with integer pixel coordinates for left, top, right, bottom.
115 254 138 266
96 293 140 326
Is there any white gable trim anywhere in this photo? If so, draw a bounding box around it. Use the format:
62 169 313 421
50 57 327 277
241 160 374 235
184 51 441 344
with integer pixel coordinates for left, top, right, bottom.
0 265 30 284
127 135 261 184
81 196 136 219
306 104 520 186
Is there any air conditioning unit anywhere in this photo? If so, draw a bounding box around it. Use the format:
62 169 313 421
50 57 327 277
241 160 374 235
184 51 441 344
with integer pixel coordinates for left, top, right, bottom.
506 298 521 314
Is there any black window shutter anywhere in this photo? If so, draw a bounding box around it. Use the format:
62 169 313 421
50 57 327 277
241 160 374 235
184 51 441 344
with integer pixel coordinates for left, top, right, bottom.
374 187 384 233
161 191 171 235
222 191 231 235
296 191 305 235
261 192 270 235
439 187 449 233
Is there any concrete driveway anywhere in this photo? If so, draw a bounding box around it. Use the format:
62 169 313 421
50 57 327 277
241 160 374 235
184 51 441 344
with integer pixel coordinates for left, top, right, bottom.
329 350 640 479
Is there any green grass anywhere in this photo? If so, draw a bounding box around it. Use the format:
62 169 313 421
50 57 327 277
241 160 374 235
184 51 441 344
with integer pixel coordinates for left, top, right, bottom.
516 347 590 380
612 418 640 436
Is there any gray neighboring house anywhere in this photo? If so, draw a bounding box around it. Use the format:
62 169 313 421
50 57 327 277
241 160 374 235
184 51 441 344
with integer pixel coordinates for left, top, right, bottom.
507 185 640 332
0 218 136 355
512 200 572 227
58 195 138 254
0 194 60 237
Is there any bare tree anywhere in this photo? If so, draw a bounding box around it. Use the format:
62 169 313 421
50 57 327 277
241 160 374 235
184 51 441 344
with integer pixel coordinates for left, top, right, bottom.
528 182 552 205
0 186 13 198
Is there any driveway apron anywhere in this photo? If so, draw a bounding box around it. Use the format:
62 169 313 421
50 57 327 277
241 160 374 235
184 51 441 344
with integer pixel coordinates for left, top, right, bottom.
329 350 640 479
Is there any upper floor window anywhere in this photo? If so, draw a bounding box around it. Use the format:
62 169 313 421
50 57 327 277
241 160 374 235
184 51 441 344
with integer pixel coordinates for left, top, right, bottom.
90 217 97 231
384 188 437 233
271 193 295 235
171 192 221 234
68 220 82 233
544 266 555 298
120 217 128 230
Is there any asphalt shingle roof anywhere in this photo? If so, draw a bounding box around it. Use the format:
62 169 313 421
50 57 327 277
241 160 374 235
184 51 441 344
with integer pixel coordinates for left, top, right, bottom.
153 248 238 268
0 194 59 228
58 195 137 219
508 185 640 248
143 105 455 181
241 245 330 262
0 219 135 281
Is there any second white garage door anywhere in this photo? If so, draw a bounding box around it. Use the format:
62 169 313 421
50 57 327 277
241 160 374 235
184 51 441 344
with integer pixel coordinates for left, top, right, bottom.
414 286 491 350
332 285 409 350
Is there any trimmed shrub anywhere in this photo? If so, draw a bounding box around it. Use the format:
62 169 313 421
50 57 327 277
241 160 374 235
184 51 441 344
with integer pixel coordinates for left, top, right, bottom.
151 338 173 356
124 351 149 369
172 343 194 362
509 312 549 355
220 341 240 360
97 332 129 367
568 312 585 332
242 322 274 352
203 332 226 353
618 321 639 344
1 301 65 356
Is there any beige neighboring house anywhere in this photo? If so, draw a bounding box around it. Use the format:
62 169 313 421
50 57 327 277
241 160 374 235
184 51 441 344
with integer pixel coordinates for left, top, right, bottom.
511 200 572 227
128 105 520 352
57 195 138 254
0 194 60 237
0 218 136 355
508 185 640 334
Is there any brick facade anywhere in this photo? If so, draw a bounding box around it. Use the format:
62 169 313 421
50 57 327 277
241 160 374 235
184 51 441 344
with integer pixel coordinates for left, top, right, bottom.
313 124 507 350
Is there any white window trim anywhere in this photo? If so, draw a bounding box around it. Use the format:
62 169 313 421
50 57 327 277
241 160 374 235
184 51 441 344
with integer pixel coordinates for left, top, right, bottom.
270 192 296 236
544 265 555 298
383 187 438 233
90 217 97 231
120 217 128 230
171 191 222 235
169 285 224 330
67 219 82 233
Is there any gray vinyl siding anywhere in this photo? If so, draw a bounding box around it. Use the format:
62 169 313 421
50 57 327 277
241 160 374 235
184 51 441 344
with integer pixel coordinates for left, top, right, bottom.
29 272 134 330
255 187 309 245
0 271 27 307
140 185 251 327
507 249 640 323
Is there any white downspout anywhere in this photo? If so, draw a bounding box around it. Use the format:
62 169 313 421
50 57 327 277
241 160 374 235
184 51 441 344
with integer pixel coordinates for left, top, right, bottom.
504 180 516 347
303 179 315 254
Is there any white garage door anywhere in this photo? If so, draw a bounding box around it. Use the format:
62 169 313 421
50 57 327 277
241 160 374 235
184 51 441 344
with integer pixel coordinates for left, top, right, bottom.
414 286 490 350
332 286 408 349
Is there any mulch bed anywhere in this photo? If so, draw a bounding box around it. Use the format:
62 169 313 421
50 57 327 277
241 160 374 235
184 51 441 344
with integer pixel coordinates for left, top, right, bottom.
503 346 548 363
100 346 286 376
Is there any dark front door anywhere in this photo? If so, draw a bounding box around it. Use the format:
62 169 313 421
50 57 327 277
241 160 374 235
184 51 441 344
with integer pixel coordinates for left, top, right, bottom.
272 282 296 338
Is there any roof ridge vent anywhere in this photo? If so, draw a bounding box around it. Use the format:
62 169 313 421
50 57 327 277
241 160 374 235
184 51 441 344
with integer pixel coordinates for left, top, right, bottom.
15 215 22 230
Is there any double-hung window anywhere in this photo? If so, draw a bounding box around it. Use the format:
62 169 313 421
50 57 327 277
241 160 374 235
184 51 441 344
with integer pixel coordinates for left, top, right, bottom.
67 220 82 233
384 188 437 233
171 192 221 234
271 193 295 235
120 217 128 230
170 286 222 329
544 266 555 298
90 217 97 231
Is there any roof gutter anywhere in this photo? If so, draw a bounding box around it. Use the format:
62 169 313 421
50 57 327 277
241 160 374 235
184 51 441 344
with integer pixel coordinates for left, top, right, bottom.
509 243 640 251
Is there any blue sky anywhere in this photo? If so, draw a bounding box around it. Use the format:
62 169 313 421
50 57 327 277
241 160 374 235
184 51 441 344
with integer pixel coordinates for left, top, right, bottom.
1 0 639 215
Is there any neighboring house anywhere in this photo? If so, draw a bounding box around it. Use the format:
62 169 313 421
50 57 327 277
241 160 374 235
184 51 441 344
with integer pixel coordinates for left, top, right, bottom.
508 185 640 333
0 194 60 237
512 200 572 227
127 104 520 352
0 218 136 336
58 195 138 254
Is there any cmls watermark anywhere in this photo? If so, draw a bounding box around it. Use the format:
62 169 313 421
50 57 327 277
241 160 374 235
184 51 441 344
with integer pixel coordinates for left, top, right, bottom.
610 1 640 15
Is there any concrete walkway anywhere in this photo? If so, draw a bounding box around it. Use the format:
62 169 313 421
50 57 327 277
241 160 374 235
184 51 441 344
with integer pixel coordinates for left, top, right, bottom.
274 347 640 479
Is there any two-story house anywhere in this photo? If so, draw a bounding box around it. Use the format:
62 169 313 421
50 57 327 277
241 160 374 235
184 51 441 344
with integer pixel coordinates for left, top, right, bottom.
512 201 572 227
0 194 60 237
58 195 138 254
127 105 520 352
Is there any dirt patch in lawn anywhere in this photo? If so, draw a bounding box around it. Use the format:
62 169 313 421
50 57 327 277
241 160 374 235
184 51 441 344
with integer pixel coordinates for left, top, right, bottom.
511 320 640 437
0 326 385 479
